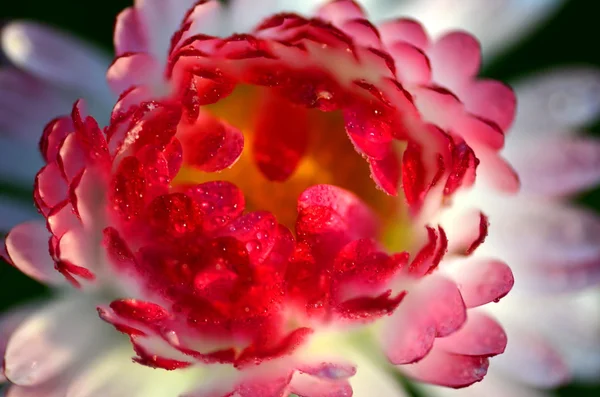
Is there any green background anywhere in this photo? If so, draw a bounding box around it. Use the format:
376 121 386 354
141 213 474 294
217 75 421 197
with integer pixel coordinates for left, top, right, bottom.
0 0 598 395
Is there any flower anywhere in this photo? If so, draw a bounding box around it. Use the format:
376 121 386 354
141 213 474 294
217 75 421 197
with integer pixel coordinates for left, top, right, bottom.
0 0 519 395
0 1 597 397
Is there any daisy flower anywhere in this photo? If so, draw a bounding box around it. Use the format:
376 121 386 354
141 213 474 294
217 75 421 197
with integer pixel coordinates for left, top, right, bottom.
0 1 596 397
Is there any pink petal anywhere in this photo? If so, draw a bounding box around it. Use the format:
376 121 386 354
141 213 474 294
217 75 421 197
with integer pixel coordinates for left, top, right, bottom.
180 114 244 173
476 147 520 193
185 181 245 232
452 259 514 308
429 31 481 89
216 211 278 264
35 163 67 209
402 347 488 388
369 151 401 196
298 184 380 241
388 42 431 85
5 221 64 286
435 311 507 356
114 7 148 56
340 19 382 49
511 138 600 196
316 0 366 26
463 80 516 131
107 52 161 95
381 276 466 365
378 18 429 50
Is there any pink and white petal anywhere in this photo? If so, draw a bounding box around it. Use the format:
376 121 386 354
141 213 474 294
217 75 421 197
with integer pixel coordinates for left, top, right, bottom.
388 42 431 86
0 196 38 232
134 0 209 60
487 201 600 269
4 297 108 386
476 146 520 193
377 18 429 50
114 7 148 56
393 0 564 60
445 259 514 308
1 22 112 101
435 310 507 357
462 80 516 131
401 346 488 388
107 53 162 95
508 138 600 197
510 68 600 135
4 221 65 286
380 276 466 365
492 328 570 388
178 1 225 42
429 31 481 89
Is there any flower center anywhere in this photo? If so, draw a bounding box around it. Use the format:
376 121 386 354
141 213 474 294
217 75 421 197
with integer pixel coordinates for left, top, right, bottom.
174 85 403 235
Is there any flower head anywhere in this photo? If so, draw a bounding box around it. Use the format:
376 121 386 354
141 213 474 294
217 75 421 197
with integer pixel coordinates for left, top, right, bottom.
1 0 523 396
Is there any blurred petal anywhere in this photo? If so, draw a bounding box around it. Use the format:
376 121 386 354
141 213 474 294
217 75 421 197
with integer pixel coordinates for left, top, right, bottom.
1 22 112 102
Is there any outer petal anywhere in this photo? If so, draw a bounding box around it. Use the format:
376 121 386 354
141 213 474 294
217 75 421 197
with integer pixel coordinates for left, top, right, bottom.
4 298 108 386
1 22 112 101
508 138 600 196
5 221 65 286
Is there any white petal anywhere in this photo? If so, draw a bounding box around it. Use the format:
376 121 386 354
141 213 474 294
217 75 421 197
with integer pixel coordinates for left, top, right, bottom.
0 197 38 232
228 0 325 33
4 297 105 386
66 346 198 397
4 221 65 286
507 138 600 197
0 69 72 142
509 68 600 135
389 0 564 60
0 305 37 383
348 351 409 397
1 22 112 103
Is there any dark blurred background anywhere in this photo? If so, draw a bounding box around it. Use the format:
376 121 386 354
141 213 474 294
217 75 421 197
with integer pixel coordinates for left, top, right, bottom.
0 0 598 395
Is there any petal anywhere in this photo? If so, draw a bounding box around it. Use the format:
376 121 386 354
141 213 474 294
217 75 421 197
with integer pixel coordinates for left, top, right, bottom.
463 80 516 131
4 298 106 386
0 306 36 383
429 31 481 89
435 310 507 356
0 70 72 142
509 138 600 196
394 0 564 60
448 259 514 308
380 276 466 365
511 68 600 134
106 53 161 95
289 372 352 397
1 22 112 100
349 352 410 397
377 18 429 50
493 329 570 388
5 221 65 286
402 347 488 388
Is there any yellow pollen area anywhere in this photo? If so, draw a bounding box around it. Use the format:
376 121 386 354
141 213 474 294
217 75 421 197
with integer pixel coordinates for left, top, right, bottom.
174 86 411 249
